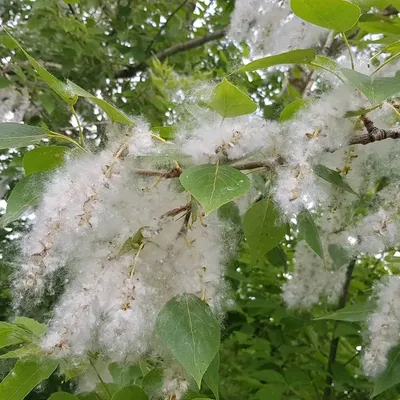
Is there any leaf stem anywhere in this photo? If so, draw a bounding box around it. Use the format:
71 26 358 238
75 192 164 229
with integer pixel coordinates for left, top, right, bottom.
70 105 84 146
46 131 88 153
89 359 111 400
342 33 355 70
371 52 400 76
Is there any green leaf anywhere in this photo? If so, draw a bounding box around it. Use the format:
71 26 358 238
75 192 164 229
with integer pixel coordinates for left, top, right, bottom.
0 359 59 400
111 385 148 400
0 322 28 349
0 344 42 359
316 303 375 321
266 245 288 269
243 198 287 264
297 209 324 259
209 79 257 118
313 164 358 195
341 68 400 104
13 317 47 338
1 172 50 226
0 123 46 149
308 55 341 76
6 32 77 105
238 49 316 73
373 345 400 396
328 244 351 269
119 227 148 256
252 370 286 384
255 384 286 400
203 352 219 400
23 146 68 175
179 164 250 215
141 368 163 398
48 393 79 400
156 294 220 388
151 126 175 140
290 0 361 31
280 99 308 122
67 81 134 125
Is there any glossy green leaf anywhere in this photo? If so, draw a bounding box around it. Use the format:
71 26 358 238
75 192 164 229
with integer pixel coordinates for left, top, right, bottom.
341 68 400 104
280 99 308 122
203 352 220 400
0 359 59 400
209 79 257 118
179 164 250 214
156 294 220 388
67 81 135 125
0 344 42 359
290 0 361 31
48 393 79 400
13 317 47 338
23 146 68 175
373 345 400 396
111 385 148 400
316 303 375 321
243 198 287 264
1 172 50 227
7 32 78 105
238 49 316 73
313 164 358 195
0 322 28 349
328 244 351 269
0 123 46 149
297 209 324 259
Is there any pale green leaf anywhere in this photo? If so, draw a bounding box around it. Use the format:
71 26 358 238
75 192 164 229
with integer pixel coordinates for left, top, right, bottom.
0 359 59 400
156 294 220 388
280 99 308 122
316 303 375 321
6 32 77 105
23 146 68 175
243 198 287 264
0 123 46 149
203 352 219 400
67 81 134 125
13 317 47 338
179 164 250 214
209 79 257 118
313 164 358 195
1 172 50 227
341 68 400 104
238 49 316 73
290 0 361 31
111 385 148 400
373 345 400 396
297 209 324 259
328 244 351 269
141 368 163 398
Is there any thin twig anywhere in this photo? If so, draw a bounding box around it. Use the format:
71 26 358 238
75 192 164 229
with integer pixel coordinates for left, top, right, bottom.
323 259 356 400
145 0 191 55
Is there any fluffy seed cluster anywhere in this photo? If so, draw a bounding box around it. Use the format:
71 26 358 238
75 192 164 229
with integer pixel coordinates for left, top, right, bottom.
228 0 327 57
363 276 400 377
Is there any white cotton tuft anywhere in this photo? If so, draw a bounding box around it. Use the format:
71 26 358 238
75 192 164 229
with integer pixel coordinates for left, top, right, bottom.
363 276 400 377
227 0 327 57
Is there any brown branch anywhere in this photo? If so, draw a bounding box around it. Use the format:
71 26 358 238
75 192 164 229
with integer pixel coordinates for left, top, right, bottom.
116 29 226 78
349 116 400 145
323 259 356 400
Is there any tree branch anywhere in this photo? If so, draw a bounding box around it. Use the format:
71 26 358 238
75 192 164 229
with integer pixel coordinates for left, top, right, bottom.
115 29 226 78
349 116 400 145
145 0 191 55
323 259 356 400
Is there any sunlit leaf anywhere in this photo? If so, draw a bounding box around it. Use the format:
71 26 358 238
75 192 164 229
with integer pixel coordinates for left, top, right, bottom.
0 123 46 149
23 146 69 175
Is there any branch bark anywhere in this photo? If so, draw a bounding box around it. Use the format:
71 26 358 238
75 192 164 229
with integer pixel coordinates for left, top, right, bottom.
115 29 226 78
323 259 356 400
